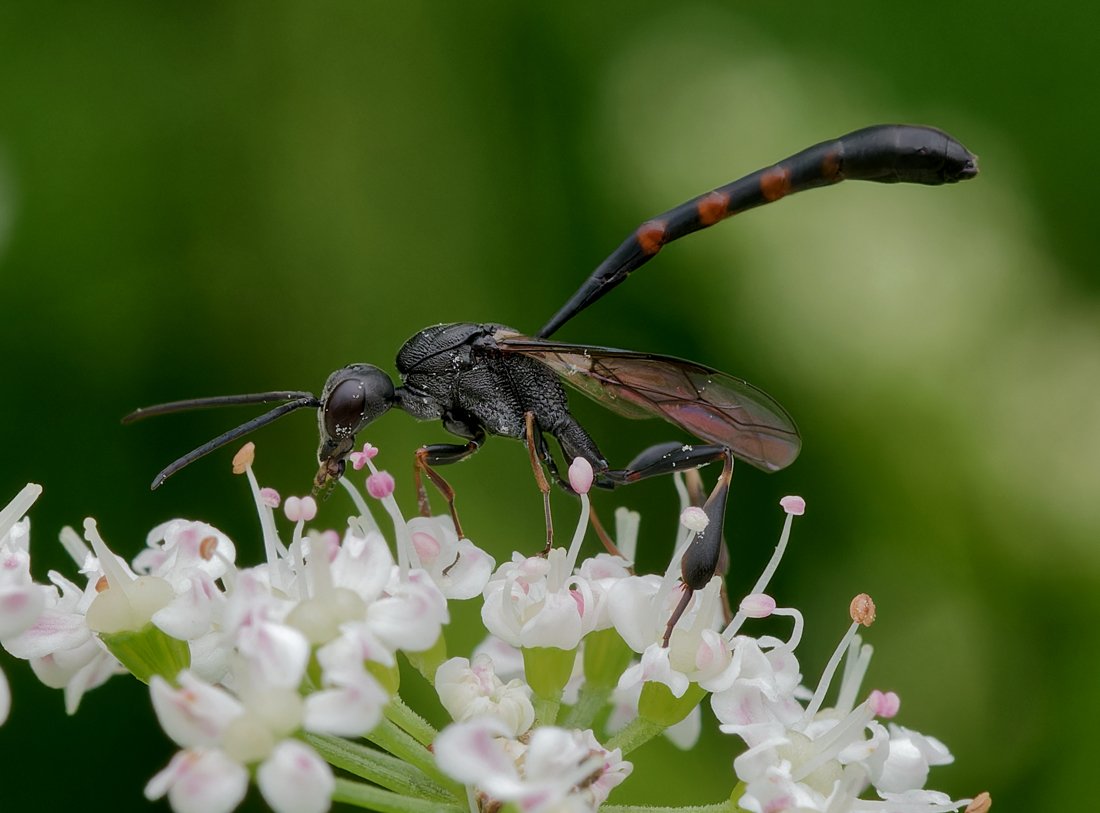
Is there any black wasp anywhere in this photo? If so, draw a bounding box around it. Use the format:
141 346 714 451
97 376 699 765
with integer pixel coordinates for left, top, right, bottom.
126 124 977 568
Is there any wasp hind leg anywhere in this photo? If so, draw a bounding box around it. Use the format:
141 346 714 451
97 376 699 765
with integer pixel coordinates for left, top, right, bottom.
600 442 735 646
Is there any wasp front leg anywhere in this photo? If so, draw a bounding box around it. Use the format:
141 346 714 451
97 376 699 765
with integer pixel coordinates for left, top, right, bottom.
413 419 485 539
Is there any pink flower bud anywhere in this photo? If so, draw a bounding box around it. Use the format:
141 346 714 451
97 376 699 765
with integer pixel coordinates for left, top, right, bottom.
349 443 379 471
284 496 317 523
869 689 901 718
739 593 777 618
366 471 396 499
568 457 594 495
780 495 805 516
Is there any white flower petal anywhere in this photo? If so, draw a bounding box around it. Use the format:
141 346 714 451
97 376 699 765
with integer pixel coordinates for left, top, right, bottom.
150 673 244 748
3 602 91 660
152 571 223 640
62 650 123 714
236 621 310 690
145 749 248 813
607 575 662 653
435 538 495 599
256 740 334 813
434 717 517 785
664 704 702 750
331 530 393 603
519 591 583 650
366 569 447 652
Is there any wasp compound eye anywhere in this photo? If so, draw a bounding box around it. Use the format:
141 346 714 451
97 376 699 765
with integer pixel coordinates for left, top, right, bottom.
324 378 367 439
320 364 396 442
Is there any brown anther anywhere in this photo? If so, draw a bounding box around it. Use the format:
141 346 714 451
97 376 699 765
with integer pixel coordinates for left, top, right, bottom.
850 593 876 626
94 575 110 593
199 536 218 560
965 792 992 813
231 442 256 474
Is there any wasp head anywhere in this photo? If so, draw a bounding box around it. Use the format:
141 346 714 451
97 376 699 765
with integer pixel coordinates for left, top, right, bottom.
313 364 395 496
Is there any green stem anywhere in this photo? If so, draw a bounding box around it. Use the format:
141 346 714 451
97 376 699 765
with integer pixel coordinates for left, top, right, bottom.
385 695 438 747
729 780 745 804
303 733 457 803
560 684 611 730
600 802 735 813
533 694 560 726
332 777 466 813
604 716 664 756
366 718 465 799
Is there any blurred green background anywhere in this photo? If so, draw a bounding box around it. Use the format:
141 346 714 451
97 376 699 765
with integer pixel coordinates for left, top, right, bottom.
2 3 1097 812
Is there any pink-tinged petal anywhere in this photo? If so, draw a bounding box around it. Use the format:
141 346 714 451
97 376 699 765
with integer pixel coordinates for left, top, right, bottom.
618 644 690 698
256 740 334 813
692 629 733 689
304 638 390 737
145 748 249 813
433 718 517 785
409 529 442 563
3 608 92 660
331 531 394 604
140 520 237 581
435 540 494 600
519 591 583 650
471 637 525 682
0 584 46 638
522 726 589 781
302 676 388 737
236 622 310 690
366 571 447 652
153 572 223 640
62 650 124 714
150 673 244 748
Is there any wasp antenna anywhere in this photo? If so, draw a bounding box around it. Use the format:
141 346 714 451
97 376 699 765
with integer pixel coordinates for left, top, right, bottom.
123 391 318 424
149 396 320 489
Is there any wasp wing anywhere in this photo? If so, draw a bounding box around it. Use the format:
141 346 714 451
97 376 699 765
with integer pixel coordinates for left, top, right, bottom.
495 332 801 472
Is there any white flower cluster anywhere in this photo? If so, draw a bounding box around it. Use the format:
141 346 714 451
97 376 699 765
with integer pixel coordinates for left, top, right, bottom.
0 445 989 813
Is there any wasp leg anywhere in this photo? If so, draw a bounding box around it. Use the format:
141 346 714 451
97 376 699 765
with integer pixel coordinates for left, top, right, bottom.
596 442 735 646
524 412 555 555
684 469 732 626
413 427 484 538
658 449 734 646
598 440 729 486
